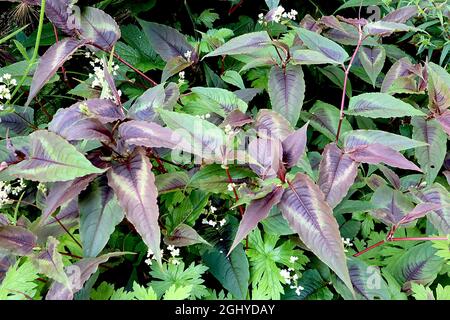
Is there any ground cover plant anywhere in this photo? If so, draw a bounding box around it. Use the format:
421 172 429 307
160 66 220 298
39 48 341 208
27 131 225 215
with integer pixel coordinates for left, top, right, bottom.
0 0 449 301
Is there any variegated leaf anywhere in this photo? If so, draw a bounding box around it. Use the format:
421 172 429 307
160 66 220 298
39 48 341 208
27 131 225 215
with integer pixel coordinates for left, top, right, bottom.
358 46 386 87
0 225 37 256
282 122 308 168
79 7 120 50
204 31 272 58
255 109 293 141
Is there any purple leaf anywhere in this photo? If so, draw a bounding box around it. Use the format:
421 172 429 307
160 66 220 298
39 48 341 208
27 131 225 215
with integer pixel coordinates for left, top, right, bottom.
377 165 401 190
282 122 308 168
26 38 86 106
107 148 161 263
381 57 415 93
363 21 418 37
268 64 306 126
164 224 209 247
427 62 450 113
155 172 189 194
119 120 185 150
161 56 193 82
139 20 197 62
414 184 450 234
45 252 126 300
370 185 414 226
32 236 68 286
0 214 8 226
255 109 293 141
358 46 386 87
221 110 253 128
382 6 418 23
0 225 37 256
233 88 262 103
230 186 284 253
399 203 443 225
318 143 358 209
248 137 283 179
45 0 76 35
436 111 450 137
348 143 422 172
0 106 34 137
0 255 14 283
40 174 97 223
279 173 353 294
79 7 120 50
127 84 165 122
204 31 271 58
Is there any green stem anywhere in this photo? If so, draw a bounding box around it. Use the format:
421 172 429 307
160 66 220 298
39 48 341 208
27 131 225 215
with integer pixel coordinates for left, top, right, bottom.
9 0 47 103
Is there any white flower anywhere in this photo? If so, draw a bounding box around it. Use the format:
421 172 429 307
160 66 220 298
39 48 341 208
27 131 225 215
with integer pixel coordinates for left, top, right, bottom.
273 6 285 23
280 269 291 283
258 13 265 24
178 71 185 80
224 124 233 135
289 256 299 264
292 274 299 281
210 205 217 213
219 219 226 227
171 258 181 265
2 74 11 81
295 285 304 296
227 183 236 192
10 79 17 86
184 50 192 62
0 104 3 111
208 220 217 227
167 245 175 252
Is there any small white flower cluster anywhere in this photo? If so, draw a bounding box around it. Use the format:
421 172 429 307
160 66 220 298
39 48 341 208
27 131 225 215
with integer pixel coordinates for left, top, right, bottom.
227 182 236 192
0 179 26 208
280 256 304 296
224 124 234 136
0 73 17 110
342 237 353 252
178 71 186 84
144 248 155 266
167 245 181 265
37 182 47 195
86 53 121 101
258 6 298 24
195 113 211 120
202 201 226 229
184 50 192 62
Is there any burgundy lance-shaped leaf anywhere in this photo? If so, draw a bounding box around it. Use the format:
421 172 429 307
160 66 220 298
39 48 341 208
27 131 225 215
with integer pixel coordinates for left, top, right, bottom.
221 110 253 128
399 203 443 226
102 57 121 104
155 172 189 194
414 184 450 234
318 143 358 209
40 174 97 224
79 7 121 50
278 173 353 294
119 120 186 150
381 57 415 93
164 224 209 247
229 186 284 253
44 0 76 35
127 84 165 122
107 148 161 263
382 6 418 23
436 111 450 137
248 137 283 180
139 20 197 62
281 122 308 169
370 185 414 226
255 109 293 141
45 252 126 300
427 62 450 113
347 143 422 172
26 38 86 106
0 106 33 137
378 165 401 190
0 225 37 256
268 64 306 126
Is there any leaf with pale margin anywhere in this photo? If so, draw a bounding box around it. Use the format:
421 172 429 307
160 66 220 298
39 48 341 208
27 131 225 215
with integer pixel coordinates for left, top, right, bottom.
347 143 422 172
107 149 161 263
255 109 293 141
248 137 283 179
412 118 446 185
7 130 104 182
80 177 124 257
278 173 353 294
282 123 308 169
294 27 349 64
427 62 450 113
204 31 272 58
79 7 120 50
318 143 358 209
26 38 86 106
358 46 385 87
164 224 209 247
127 84 165 122
346 93 425 118
268 64 305 126
414 184 450 235
191 87 248 115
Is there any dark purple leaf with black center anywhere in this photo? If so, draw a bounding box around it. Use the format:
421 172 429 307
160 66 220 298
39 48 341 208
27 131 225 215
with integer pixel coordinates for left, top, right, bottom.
79 7 120 50
139 20 197 62
230 185 284 253
40 174 97 224
26 38 86 106
347 143 422 172
0 225 37 256
46 252 127 300
248 137 283 179
278 173 353 295
119 120 185 150
318 143 358 209
282 122 308 169
255 109 293 141
107 148 161 263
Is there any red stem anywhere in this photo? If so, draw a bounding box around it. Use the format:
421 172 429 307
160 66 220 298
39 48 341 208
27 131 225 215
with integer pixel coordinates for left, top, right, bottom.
228 0 244 15
335 25 363 143
391 237 448 241
225 167 244 217
53 216 82 249
52 24 71 88
353 240 385 257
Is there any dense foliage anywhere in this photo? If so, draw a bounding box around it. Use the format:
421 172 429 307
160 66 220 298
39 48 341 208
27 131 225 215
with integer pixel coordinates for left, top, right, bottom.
0 0 449 300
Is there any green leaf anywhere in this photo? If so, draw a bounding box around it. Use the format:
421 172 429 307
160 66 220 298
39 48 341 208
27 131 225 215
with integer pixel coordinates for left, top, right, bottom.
204 31 272 58
221 70 245 89
189 165 254 193
7 130 104 182
191 87 248 115
347 93 425 118
163 284 192 300
358 46 386 87
0 259 39 300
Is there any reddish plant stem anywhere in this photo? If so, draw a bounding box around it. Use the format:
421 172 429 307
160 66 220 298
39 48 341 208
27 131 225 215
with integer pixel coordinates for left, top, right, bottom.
391 236 448 241
52 24 71 88
335 25 363 143
224 167 244 217
353 240 385 257
228 0 244 15
53 216 82 249
60 252 82 259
